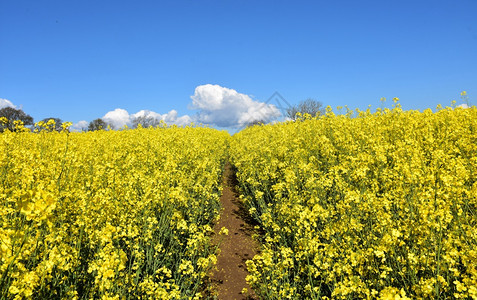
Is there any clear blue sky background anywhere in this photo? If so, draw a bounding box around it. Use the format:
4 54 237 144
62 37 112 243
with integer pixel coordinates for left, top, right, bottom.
1 0 476 129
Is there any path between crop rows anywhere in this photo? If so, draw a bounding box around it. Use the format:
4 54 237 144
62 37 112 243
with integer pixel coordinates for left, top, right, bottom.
210 161 259 299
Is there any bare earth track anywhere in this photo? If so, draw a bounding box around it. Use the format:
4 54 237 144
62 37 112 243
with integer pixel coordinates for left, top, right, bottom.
209 161 259 299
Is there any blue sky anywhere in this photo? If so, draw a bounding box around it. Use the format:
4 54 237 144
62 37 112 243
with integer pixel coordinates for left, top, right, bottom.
1 0 476 130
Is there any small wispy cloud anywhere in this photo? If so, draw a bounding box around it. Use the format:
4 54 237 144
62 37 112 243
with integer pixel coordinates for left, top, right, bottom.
131 109 193 127
100 108 193 130
0 98 16 109
70 120 89 132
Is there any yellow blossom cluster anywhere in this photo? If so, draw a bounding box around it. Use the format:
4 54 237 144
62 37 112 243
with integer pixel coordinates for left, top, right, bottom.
230 104 477 299
1 124 229 299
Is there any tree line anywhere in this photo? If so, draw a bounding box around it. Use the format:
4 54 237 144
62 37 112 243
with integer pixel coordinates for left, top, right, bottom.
1 98 324 132
0 106 166 132
0 107 69 132
247 98 325 127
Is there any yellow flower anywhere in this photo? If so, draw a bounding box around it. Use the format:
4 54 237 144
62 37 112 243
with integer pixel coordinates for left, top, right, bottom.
219 227 229 236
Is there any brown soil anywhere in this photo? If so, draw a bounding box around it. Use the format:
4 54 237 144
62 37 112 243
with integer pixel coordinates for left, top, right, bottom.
209 161 259 300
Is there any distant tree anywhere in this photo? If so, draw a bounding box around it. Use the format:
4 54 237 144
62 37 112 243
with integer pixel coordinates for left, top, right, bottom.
246 119 266 127
88 118 108 131
0 107 34 132
286 98 324 120
37 117 63 132
131 115 161 129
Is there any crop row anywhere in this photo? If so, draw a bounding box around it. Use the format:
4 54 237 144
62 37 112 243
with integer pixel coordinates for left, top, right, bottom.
230 106 477 299
1 126 229 299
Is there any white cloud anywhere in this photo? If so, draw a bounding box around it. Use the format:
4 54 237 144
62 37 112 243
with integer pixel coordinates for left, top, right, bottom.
131 109 193 127
70 120 89 132
161 110 193 126
88 84 279 131
6 86 282 130
0 98 16 109
131 109 163 120
102 108 131 129
457 103 470 109
190 84 281 128
101 108 193 129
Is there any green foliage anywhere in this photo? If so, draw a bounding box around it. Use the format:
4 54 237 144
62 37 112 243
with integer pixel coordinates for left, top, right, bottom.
0 107 34 132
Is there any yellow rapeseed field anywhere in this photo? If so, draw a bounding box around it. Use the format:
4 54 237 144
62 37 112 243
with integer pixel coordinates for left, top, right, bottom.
2 102 476 299
230 103 477 299
0 122 229 299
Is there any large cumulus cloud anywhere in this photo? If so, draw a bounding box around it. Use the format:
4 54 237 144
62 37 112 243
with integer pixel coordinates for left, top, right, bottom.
190 84 281 128
97 84 278 130
102 108 130 129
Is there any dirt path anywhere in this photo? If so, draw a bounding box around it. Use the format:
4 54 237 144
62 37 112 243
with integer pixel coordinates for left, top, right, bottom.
210 161 259 299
